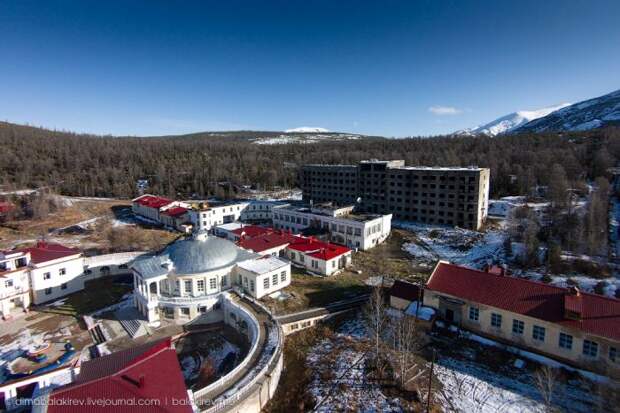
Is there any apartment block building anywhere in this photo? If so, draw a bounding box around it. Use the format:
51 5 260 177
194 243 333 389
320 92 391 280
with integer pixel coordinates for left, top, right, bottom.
300 159 490 230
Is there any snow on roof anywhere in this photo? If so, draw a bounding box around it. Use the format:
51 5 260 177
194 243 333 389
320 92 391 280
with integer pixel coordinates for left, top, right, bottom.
216 222 245 232
237 255 289 275
160 206 188 217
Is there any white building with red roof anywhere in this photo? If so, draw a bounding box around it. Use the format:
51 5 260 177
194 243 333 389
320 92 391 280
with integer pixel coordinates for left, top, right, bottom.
19 242 84 305
131 194 189 226
424 261 620 376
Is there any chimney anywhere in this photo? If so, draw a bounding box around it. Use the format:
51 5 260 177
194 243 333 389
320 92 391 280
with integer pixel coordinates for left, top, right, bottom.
569 286 580 296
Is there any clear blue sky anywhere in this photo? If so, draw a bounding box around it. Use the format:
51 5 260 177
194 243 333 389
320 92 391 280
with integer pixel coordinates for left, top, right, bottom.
1 0 619 137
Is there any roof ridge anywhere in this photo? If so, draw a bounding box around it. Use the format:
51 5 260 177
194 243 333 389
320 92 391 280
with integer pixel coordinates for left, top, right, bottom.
439 262 620 303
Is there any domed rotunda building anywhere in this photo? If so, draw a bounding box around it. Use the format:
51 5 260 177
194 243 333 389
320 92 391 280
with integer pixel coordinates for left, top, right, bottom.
131 232 291 322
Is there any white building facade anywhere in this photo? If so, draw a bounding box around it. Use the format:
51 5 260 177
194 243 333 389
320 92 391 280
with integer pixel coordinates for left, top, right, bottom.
0 251 31 319
272 204 392 250
131 233 291 322
187 201 250 233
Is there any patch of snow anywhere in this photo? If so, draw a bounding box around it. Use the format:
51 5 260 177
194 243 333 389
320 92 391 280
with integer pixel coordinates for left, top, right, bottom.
404 301 435 321
284 127 329 133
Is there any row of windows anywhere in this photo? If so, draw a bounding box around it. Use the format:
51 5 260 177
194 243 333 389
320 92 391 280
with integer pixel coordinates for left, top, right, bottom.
44 282 69 295
469 307 617 360
42 267 67 280
261 271 288 290
178 276 227 294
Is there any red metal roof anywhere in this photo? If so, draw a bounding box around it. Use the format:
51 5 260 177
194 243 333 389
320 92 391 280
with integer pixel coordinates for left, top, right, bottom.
287 237 351 261
231 225 272 238
237 231 299 253
161 206 188 217
427 262 620 342
16 241 80 264
133 194 174 209
47 338 191 413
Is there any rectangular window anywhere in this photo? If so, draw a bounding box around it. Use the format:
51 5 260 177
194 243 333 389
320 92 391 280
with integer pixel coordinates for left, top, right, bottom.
222 275 227 286
4 280 13 288
272 273 278 285
468 306 479 321
45 287 52 295
184 280 192 293
59 268 66 276
280 271 286 282
512 319 524 335
250 280 255 291
300 254 305 263
559 333 573 350
209 278 217 290
583 340 598 358
60 283 68 290
197 280 205 292
532 325 545 342
491 313 502 328
43 272 51 280
263 278 269 290
610 347 618 363
181 307 190 315
312 260 318 269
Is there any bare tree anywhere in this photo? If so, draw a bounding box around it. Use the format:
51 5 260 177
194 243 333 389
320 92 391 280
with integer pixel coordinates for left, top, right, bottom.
534 366 560 412
364 285 387 363
392 313 419 389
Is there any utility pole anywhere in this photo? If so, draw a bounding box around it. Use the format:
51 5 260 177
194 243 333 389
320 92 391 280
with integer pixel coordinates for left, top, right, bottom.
426 349 435 413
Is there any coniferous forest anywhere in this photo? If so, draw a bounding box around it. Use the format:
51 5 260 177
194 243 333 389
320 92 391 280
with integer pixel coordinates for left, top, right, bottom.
0 121 619 200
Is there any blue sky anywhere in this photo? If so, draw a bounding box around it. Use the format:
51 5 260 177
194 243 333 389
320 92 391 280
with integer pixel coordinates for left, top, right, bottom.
1 0 619 137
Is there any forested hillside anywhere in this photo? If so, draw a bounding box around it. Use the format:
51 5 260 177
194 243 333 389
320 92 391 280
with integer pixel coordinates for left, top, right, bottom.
1 121 619 199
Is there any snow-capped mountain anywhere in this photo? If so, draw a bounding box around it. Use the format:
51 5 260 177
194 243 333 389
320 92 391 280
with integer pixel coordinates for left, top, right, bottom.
455 103 571 136
513 89 620 133
284 127 329 133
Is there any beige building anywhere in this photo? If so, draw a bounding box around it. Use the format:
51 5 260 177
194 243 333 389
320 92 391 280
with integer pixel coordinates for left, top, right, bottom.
424 262 620 377
300 159 490 230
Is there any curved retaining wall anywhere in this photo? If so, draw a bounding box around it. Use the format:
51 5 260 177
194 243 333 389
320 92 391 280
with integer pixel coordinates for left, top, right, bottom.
193 293 284 413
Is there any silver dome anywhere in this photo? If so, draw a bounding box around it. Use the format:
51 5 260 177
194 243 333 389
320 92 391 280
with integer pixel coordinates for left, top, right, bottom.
132 235 258 279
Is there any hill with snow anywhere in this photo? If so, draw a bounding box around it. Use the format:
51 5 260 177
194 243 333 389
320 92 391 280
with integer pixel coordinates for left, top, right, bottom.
513 89 620 133
284 127 329 133
455 103 570 136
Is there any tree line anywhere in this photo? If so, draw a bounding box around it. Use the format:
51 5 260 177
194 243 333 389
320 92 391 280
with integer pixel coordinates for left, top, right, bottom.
1 121 619 200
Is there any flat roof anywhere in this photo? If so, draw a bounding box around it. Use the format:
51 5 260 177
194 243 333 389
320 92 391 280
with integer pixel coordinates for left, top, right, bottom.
278 204 386 222
237 255 288 274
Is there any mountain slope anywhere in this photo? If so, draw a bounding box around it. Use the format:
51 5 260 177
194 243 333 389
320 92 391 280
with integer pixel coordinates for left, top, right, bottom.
456 103 570 136
513 89 620 133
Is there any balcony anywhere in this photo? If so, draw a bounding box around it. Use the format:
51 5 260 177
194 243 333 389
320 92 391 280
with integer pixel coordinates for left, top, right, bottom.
156 291 222 306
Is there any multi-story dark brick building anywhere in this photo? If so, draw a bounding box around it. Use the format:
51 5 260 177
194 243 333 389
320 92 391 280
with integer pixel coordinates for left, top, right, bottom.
300 159 490 230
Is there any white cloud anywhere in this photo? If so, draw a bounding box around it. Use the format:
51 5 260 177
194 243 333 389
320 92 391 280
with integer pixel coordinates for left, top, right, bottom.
428 105 463 116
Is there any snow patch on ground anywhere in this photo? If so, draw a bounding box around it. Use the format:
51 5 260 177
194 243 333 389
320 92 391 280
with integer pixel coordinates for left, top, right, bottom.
396 221 506 269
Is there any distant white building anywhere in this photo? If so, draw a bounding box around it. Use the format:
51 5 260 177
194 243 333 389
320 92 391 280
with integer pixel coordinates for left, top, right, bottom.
187 200 250 233
240 200 290 222
272 203 391 250
131 233 291 322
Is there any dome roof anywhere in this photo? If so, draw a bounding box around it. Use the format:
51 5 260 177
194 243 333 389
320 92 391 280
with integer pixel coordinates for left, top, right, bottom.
164 236 258 274
132 235 258 279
